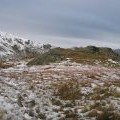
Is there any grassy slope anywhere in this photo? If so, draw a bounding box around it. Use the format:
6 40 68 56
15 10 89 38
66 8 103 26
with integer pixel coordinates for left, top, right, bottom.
27 46 120 66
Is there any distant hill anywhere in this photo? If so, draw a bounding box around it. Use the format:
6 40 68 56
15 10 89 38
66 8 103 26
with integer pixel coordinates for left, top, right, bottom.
115 49 120 55
27 46 120 67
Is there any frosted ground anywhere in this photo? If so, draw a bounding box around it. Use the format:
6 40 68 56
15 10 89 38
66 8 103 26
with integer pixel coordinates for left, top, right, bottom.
0 61 120 120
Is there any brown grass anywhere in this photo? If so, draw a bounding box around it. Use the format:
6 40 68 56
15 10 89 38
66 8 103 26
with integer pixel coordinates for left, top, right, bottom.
53 80 81 100
0 61 14 69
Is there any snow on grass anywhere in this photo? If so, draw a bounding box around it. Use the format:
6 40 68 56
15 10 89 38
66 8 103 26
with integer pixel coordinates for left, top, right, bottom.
0 61 120 119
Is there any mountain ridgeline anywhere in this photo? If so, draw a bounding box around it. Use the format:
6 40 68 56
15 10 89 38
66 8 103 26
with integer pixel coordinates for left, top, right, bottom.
28 46 120 66
0 32 119 67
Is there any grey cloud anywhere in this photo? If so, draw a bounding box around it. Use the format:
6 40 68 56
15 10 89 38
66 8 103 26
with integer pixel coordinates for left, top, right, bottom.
0 0 120 48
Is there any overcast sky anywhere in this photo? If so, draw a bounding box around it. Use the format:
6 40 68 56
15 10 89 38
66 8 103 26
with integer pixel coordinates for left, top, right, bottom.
0 0 120 48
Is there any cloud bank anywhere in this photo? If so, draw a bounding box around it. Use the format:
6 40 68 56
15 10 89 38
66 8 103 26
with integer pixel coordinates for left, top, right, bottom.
0 0 120 48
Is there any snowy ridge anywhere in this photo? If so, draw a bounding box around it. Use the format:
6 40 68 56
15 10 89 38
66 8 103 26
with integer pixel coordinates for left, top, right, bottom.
0 32 43 57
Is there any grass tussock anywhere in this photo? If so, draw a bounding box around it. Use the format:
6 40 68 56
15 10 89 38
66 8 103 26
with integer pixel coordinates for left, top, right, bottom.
0 61 14 69
88 103 120 120
53 80 81 100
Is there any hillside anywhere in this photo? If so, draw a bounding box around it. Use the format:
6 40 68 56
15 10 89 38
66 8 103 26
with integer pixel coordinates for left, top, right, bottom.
0 60 120 120
0 32 52 59
0 38 120 119
28 46 120 67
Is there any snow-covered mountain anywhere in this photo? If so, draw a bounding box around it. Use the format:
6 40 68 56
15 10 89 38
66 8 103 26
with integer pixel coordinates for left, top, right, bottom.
0 32 51 58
